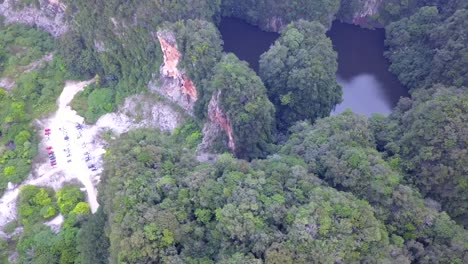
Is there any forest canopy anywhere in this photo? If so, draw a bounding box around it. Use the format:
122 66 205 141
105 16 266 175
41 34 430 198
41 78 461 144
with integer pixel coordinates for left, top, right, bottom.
0 0 467 263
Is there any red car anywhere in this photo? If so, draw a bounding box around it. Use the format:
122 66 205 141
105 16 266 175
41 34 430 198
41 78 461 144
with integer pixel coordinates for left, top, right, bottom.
46 146 53 150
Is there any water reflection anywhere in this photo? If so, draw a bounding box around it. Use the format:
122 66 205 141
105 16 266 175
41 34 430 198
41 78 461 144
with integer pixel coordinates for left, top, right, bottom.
333 74 392 116
327 21 408 116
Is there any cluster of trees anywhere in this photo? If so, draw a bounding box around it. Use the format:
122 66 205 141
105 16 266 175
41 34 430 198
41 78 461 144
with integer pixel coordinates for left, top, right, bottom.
371 85 468 226
0 24 70 196
281 112 467 263
205 54 275 160
338 0 467 26
61 0 224 123
385 7 467 89
259 20 342 131
10 185 92 263
100 129 390 263
221 0 341 30
383 5 468 226
99 123 467 263
0 0 466 263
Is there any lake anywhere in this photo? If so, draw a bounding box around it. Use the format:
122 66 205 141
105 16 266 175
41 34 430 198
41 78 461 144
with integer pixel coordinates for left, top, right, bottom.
218 18 408 116
218 17 279 72
327 21 408 116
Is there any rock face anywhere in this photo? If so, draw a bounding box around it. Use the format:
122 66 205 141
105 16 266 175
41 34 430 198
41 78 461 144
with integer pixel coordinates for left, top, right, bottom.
339 0 384 27
149 31 198 114
353 0 383 25
96 94 183 134
198 91 235 154
0 0 68 37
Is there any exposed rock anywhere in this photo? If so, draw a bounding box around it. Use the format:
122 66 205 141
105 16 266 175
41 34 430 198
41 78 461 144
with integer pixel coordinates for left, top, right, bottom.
44 214 63 234
94 40 107 53
264 16 285 32
353 0 383 26
96 94 183 134
148 31 198 114
0 77 15 91
0 0 68 37
339 0 384 27
198 91 235 154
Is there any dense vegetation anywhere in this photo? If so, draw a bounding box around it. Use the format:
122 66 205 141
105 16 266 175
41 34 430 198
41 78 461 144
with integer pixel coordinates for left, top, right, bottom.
101 130 393 263
338 0 467 26
0 0 467 263
222 0 341 30
0 24 70 196
205 54 275 159
260 20 342 131
385 7 468 89
14 185 91 263
372 85 468 226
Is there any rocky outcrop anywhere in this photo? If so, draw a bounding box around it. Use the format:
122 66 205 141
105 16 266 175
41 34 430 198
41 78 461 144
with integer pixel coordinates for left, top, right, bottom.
96 94 183 134
198 91 235 154
264 16 285 32
148 31 198 114
353 0 383 25
339 0 384 27
0 0 68 37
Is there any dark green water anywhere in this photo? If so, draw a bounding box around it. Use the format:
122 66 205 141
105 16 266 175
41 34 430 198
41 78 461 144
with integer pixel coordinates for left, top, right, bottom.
218 18 408 116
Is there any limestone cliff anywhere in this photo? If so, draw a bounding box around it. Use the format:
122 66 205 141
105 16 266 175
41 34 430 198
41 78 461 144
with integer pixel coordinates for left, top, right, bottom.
96 94 183 134
338 0 384 27
0 0 68 37
148 31 198 114
198 91 235 155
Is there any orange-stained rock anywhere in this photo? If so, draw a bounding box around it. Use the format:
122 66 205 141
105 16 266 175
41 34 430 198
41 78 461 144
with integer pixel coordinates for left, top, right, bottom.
207 91 235 151
157 35 181 78
181 74 198 101
152 31 198 113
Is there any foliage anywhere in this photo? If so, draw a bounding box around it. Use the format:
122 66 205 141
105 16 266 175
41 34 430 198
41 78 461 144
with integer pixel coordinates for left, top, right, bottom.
374 85 468 226
168 20 224 85
378 0 467 25
57 31 99 78
62 0 222 121
15 184 91 263
385 7 468 90
18 185 57 226
0 237 8 264
56 185 86 216
76 208 110 264
162 20 224 119
280 111 468 263
221 0 341 30
101 129 398 263
338 0 467 26
0 24 70 196
260 20 342 131
0 24 54 77
172 120 203 149
207 54 275 159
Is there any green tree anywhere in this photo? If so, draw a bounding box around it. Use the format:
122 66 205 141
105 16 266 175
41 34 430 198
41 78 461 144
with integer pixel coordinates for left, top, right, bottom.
380 85 468 225
56 186 85 216
18 185 57 225
85 88 115 123
221 0 340 31
76 208 110 264
208 54 275 159
280 111 467 262
385 7 468 89
260 20 341 131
